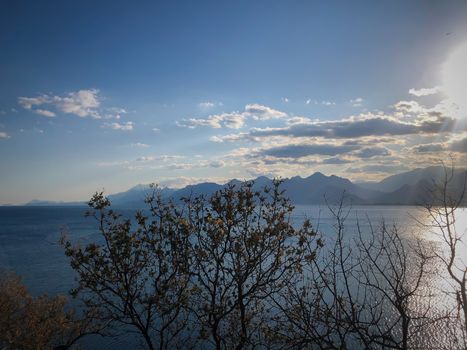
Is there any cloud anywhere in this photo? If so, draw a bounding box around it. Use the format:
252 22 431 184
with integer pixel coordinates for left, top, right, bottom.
208 160 225 168
209 136 224 143
0 131 10 139
136 156 155 162
34 109 56 117
258 143 357 159
244 104 287 120
245 113 456 140
55 89 100 117
178 104 287 129
408 86 442 97
152 127 160 132
19 89 102 118
209 132 255 143
306 99 335 106
18 95 49 110
321 157 351 164
18 89 126 120
178 113 245 129
450 137 467 153
199 101 215 109
350 97 363 107
410 143 446 153
221 114 246 129
105 121 134 131
282 97 289 103
136 155 185 162
166 163 194 170
352 146 390 158
130 142 149 148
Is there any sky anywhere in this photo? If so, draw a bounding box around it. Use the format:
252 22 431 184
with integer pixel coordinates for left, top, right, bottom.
1 0 467 204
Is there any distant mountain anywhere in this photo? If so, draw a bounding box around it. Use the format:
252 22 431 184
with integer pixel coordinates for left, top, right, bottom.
171 182 223 200
25 200 86 207
281 172 368 204
108 184 175 207
359 166 466 193
22 166 467 207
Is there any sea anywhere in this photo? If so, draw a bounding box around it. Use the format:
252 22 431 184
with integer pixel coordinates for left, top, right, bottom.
0 205 465 349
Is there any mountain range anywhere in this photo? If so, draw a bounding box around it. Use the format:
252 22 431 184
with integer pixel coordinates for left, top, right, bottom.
24 166 467 207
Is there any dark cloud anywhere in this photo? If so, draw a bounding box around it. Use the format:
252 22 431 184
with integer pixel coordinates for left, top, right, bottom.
412 143 446 153
450 137 467 153
321 157 351 164
352 147 390 158
249 115 456 139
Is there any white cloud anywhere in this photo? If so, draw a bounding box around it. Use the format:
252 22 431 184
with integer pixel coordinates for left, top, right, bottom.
152 127 160 132
166 163 194 170
18 89 125 119
209 136 223 143
177 116 222 129
136 155 185 162
221 113 246 129
34 109 56 117
408 86 442 97
350 97 363 107
306 99 335 106
199 101 215 109
178 104 287 129
209 133 250 143
244 104 287 120
18 95 49 110
282 97 289 103
54 89 100 117
105 121 134 131
178 113 245 129
136 156 155 162
130 142 149 148
0 131 10 139
286 116 314 125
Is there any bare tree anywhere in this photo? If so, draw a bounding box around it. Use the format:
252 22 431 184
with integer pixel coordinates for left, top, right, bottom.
270 197 437 350
421 164 467 348
354 220 436 349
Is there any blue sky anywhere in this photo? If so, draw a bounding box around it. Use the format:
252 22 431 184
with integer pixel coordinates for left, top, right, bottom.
1 0 467 204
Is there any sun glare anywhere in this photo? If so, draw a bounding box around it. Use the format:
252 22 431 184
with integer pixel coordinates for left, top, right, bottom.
442 41 467 118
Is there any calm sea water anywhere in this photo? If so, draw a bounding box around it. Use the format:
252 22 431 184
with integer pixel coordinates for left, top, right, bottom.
0 205 465 348
0 205 430 296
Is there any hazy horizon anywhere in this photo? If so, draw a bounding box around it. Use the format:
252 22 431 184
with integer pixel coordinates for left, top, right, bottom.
1 1 467 204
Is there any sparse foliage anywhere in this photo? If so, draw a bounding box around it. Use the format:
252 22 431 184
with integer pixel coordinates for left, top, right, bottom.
185 180 318 349
61 188 193 350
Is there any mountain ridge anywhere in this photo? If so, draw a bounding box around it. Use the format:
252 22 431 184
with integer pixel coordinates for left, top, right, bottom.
22 166 467 207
